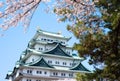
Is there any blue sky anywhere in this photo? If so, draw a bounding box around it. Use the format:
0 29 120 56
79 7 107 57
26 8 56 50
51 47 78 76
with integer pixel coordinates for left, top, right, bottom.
0 2 93 81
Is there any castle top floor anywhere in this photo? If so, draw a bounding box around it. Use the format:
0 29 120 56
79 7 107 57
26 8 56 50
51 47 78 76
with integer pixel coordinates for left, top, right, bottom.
31 29 71 45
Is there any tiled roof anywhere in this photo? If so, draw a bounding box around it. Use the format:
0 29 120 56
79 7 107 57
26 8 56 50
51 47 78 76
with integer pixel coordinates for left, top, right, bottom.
44 43 72 57
70 62 90 72
37 29 71 40
30 58 54 68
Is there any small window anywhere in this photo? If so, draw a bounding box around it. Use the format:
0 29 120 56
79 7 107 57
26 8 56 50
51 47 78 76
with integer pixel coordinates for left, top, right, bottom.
36 80 41 81
36 71 39 74
39 48 43 51
44 39 46 41
44 71 47 74
53 72 55 75
36 71 42 74
70 63 72 66
55 61 59 64
61 73 65 77
53 72 58 76
69 73 73 77
64 73 65 76
47 39 50 41
32 59 34 62
63 62 67 65
72 63 76 66
26 79 31 81
27 70 32 74
48 60 52 64
55 61 57 64
56 73 58 76
39 71 42 74
61 73 63 76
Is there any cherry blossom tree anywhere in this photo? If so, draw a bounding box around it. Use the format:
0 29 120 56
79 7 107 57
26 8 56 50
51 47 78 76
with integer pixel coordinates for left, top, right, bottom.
54 0 120 80
54 0 102 37
0 0 99 32
0 0 50 31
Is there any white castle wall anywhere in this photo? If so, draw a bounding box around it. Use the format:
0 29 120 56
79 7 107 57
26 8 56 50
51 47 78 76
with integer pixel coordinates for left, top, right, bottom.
25 54 80 68
37 35 67 45
25 55 39 63
44 56 74 67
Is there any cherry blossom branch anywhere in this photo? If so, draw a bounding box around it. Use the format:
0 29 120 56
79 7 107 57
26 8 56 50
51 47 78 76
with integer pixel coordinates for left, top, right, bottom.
0 0 43 30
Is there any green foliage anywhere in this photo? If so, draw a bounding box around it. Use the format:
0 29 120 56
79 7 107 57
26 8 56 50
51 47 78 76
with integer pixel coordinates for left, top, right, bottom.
69 0 120 80
54 0 120 80
75 0 120 80
76 73 89 81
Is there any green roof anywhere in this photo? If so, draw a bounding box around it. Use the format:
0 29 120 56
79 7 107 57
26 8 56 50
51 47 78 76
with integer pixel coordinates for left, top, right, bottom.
44 43 72 57
30 58 54 68
70 62 90 72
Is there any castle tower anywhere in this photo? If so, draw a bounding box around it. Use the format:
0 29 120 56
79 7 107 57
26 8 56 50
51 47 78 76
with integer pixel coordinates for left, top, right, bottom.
6 29 90 81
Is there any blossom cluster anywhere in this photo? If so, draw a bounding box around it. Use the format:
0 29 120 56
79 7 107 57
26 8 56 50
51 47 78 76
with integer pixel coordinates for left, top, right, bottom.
0 0 50 31
0 0 101 34
54 0 102 36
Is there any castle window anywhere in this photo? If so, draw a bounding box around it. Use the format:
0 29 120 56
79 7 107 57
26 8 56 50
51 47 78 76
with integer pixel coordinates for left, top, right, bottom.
61 73 66 77
44 71 47 74
47 39 50 41
39 71 42 74
67 51 70 54
55 61 59 64
63 62 67 65
69 73 73 77
36 71 39 74
68 51 70 54
70 63 72 66
32 59 34 62
53 72 58 76
26 79 31 81
36 71 42 74
39 48 43 51
44 39 46 41
48 60 52 64
36 80 41 81
72 63 76 66
27 70 32 74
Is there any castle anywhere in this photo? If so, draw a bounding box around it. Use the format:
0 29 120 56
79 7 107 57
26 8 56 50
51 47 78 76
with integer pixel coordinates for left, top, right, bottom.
6 29 90 81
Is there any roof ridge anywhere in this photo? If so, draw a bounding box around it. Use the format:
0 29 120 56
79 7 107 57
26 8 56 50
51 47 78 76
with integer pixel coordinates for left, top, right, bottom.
27 57 54 68
38 29 62 35
57 44 72 57
70 61 81 70
44 43 72 57
70 61 90 72
23 57 41 66
43 43 59 53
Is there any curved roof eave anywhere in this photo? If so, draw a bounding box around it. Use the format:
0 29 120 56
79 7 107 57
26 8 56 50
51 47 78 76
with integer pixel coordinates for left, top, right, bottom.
70 61 90 72
34 29 71 41
22 48 80 60
43 43 72 57
25 57 54 68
